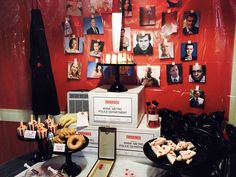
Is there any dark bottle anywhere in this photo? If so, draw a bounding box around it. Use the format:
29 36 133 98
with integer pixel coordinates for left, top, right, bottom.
148 100 159 128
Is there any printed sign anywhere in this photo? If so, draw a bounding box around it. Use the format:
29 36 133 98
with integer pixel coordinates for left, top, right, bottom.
24 130 36 139
93 97 132 123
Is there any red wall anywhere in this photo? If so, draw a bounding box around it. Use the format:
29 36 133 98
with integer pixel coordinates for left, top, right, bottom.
0 0 235 117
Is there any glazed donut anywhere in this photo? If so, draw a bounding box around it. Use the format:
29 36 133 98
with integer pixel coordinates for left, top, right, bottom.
67 135 84 150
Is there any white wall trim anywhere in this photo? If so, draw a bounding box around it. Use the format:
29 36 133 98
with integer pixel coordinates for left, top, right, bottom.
0 109 65 122
0 109 32 122
229 26 236 126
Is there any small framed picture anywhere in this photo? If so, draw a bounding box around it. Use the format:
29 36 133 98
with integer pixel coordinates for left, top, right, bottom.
83 16 104 35
166 64 183 84
90 40 104 58
161 11 178 35
159 41 174 59
137 65 160 87
189 89 205 108
119 27 131 52
66 0 82 16
64 36 84 54
183 11 200 35
119 66 134 77
119 0 132 17
87 61 109 79
67 60 81 80
140 6 156 26
133 32 153 55
189 64 206 83
181 42 197 61
96 0 113 14
167 0 182 8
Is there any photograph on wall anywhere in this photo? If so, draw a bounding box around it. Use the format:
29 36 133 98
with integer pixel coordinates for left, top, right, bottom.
189 64 206 83
119 0 132 17
183 11 200 35
189 89 205 108
83 16 104 35
96 0 113 14
166 64 183 84
64 17 73 36
159 41 174 59
133 32 153 55
111 65 134 77
66 0 82 16
87 61 109 79
68 60 81 80
64 36 84 54
139 6 156 26
137 65 160 87
181 42 197 61
161 11 178 36
119 27 131 51
167 0 182 8
90 40 104 58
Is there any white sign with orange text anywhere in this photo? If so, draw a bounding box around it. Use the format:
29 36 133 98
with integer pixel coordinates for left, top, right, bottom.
93 97 132 123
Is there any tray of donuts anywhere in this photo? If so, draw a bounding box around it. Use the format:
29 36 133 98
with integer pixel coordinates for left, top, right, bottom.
52 127 88 153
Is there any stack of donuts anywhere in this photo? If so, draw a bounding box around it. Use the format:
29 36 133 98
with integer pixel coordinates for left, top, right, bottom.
52 128 86 151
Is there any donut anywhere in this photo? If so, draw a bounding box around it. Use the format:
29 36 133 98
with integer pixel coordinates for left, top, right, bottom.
67 134 84 150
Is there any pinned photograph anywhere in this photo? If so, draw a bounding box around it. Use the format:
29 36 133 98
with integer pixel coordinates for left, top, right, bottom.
137 65 160 87
167 0 182 8
161 11 178 36
120 66 134 77
83 16 104 35
66 0 82 16
166 64 183 84
190 89 205 108
119 0 132 17
119 27 131 51
64 36 84 54
189 64 206 83
159 41 174 59
68 60 81 80
181 42 197 61
140 6 156 26
87 61 109 79
90 40 104 58
183 11 200 35
133 32 153 55
96 0 113 14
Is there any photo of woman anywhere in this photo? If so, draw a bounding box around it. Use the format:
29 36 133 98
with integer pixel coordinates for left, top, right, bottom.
68 60 81 80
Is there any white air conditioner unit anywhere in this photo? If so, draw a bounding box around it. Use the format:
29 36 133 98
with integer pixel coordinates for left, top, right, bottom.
67 91 89 113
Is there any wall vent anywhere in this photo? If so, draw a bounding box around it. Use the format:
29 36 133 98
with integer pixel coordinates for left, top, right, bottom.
67 91 89 113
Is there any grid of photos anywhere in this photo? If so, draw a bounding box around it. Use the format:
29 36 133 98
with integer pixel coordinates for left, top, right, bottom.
63 1 205 109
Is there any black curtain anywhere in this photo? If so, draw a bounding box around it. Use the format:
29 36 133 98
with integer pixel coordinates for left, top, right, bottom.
29 7 60 116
